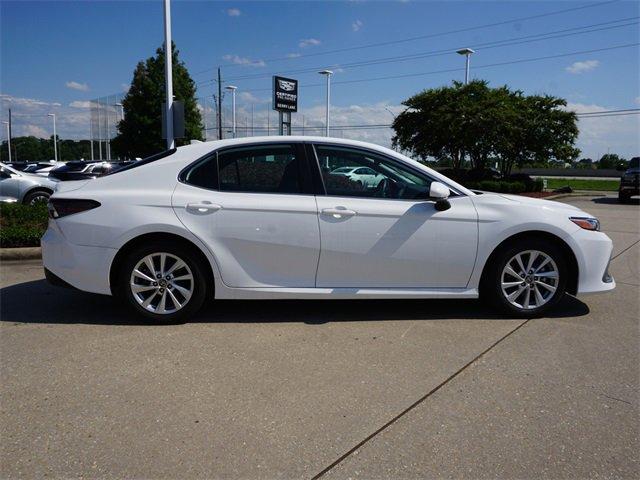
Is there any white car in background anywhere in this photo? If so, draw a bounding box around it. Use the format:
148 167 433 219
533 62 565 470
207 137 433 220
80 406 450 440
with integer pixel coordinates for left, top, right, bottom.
0 162 57 204
330 166 385 190
42 137 614 323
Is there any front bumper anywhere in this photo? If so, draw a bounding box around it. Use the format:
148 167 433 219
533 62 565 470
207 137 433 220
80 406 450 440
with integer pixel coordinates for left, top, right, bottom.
572 229 615 295
41 220 116 295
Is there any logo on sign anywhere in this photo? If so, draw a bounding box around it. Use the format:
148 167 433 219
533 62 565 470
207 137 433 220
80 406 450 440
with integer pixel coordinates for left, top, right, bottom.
278 79 296 92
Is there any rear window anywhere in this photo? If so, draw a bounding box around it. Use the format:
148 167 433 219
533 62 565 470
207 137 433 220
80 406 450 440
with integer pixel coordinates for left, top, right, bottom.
106 148 177 175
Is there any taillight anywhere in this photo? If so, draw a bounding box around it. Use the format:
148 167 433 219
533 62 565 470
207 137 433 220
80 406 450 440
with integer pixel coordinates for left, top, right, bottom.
48 199 101 219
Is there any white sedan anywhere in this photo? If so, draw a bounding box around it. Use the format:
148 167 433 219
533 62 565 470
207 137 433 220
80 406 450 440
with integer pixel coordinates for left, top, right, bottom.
42 137 614 323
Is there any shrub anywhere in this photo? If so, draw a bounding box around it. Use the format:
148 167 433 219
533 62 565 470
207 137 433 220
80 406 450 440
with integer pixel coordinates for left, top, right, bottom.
0 203 48 248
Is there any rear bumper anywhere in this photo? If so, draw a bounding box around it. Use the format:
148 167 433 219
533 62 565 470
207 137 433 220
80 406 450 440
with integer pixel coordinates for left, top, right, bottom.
573 229 615 295
41 220 115 295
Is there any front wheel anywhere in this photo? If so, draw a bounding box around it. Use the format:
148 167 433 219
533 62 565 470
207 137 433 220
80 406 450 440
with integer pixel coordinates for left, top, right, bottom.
116 242 208 323
24 190 51 205
482 240 567 317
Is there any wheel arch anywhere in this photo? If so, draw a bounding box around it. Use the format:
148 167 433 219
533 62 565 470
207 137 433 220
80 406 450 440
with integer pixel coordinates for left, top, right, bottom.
22 186 53 204
109 232 216 298
479 230 579 295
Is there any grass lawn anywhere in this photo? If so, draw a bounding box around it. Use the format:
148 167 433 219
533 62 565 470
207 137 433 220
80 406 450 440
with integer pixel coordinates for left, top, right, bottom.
544 178 620 192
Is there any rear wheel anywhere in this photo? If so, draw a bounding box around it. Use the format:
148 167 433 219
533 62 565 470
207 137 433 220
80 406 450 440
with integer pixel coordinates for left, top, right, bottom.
116 241 208 323
482 240 567 317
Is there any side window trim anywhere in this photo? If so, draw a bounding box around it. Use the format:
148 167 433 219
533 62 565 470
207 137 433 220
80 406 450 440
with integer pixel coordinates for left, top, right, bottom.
180 142 314 195
309 142 463 198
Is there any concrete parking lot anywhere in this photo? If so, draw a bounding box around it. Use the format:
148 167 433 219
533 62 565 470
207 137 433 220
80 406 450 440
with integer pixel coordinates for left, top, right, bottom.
1 195 638 479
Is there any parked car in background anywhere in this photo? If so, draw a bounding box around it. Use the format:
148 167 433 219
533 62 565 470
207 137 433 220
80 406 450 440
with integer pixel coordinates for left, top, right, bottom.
43 137 614 323
0 162 57 204
329 166 385 190
49 161 134 181
619 157 639 203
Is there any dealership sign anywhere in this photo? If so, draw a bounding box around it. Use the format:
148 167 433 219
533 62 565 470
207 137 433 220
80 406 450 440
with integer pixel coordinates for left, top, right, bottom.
273 76 298 112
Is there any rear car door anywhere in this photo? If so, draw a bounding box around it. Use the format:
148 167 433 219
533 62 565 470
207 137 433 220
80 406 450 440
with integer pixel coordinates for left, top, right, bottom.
172 142 321 288
312 144 478 289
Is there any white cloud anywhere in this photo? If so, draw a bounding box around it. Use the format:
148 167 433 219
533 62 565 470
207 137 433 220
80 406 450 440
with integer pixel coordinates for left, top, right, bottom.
564 102 640 158
23 125 49 138
223 54 266 67
1 93 90 140
299 38 321 48
352 19 363 32
226 8 241 16
238 91 269 104
69 100 91 109
65 81 90 91
565 60 600 74
286 53 301 58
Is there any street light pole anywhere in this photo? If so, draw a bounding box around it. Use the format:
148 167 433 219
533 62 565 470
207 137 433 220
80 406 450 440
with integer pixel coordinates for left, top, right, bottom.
163 0 175 149
225 85 237 138
318 70 333 137
2 121 11 163
456 48 475 84
47 113 58 162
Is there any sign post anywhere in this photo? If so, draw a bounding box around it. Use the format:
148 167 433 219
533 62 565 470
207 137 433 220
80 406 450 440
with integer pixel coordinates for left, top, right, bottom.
272 76 298 136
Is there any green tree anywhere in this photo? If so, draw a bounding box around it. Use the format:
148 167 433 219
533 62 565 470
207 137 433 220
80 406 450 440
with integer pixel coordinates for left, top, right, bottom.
597 153 625 169
392 80 580 176
112 42 203 159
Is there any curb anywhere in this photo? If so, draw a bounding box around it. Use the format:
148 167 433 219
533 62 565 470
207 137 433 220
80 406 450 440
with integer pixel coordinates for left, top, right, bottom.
545 192 609 201
0 247 42 261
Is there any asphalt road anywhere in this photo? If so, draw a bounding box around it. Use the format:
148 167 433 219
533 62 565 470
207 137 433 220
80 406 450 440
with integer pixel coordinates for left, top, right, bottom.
1 195 638 479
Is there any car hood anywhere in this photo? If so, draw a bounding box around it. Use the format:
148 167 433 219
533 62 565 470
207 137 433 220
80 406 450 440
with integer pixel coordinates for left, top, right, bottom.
474 191 585 213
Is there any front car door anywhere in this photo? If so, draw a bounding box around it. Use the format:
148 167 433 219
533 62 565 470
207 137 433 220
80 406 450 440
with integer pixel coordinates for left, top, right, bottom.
173 142 321 288
0 165 23 199
312 144 478 289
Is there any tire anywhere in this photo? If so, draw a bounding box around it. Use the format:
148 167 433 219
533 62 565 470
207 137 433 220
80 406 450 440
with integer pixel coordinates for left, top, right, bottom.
481 239 567 318
115 241 208 323
23 189 51 205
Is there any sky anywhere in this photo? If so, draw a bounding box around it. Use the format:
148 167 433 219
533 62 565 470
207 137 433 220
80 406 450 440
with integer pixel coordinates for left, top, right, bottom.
1 0 639 160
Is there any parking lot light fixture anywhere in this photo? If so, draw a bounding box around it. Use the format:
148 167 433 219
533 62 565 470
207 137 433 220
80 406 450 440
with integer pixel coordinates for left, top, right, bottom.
225 86 237 138
456 48 475 84
318 70 333 136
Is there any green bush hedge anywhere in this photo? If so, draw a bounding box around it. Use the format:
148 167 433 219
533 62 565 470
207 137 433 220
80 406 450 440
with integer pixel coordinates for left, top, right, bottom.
0 203 49 248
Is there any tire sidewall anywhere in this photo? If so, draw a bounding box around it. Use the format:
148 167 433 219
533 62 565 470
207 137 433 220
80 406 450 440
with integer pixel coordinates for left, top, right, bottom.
116 241 208 323
24 190 51 205
484 239 568 317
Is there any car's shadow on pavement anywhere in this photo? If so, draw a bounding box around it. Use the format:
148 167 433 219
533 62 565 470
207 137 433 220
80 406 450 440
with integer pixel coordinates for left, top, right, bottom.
592 196 640 206
0 279 590 326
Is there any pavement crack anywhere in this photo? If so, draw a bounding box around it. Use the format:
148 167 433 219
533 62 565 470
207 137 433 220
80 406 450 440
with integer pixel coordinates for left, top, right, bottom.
611 239 640 261
601 394 633 405
311 319 531 479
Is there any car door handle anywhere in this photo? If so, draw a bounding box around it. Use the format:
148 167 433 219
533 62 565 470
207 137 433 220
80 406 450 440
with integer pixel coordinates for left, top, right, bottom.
322 208 357 219
186 202 222 214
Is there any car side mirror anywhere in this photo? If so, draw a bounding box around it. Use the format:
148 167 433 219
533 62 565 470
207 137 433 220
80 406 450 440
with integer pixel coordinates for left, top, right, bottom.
429 182 451 211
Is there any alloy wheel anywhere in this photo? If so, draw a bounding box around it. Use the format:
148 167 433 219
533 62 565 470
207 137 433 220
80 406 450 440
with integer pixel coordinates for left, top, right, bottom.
129 252 194 315
500 250 559 310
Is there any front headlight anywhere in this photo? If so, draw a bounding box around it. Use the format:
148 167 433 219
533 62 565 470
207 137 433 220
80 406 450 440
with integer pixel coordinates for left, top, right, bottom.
570 217 600 231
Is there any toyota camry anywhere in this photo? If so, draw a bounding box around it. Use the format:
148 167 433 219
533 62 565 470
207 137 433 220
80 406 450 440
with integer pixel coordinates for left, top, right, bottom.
42 137 615 323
